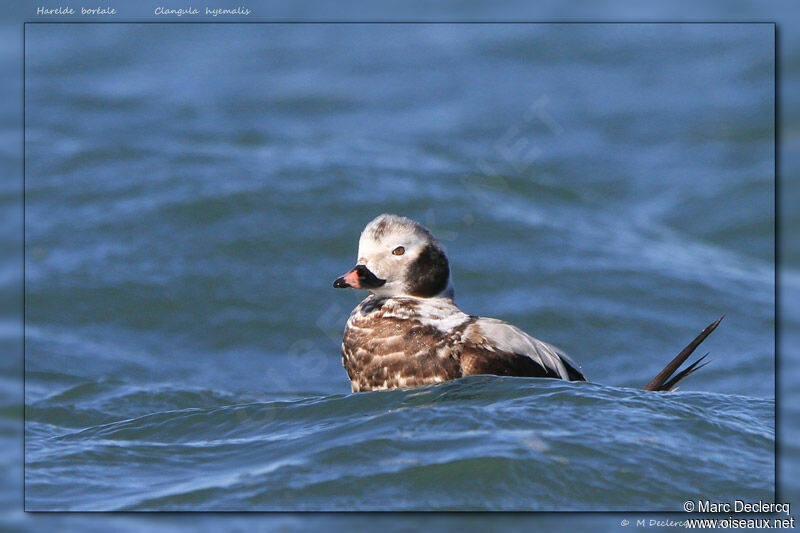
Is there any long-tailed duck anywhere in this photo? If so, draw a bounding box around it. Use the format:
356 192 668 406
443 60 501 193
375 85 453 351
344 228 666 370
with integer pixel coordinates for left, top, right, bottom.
334 214 722 393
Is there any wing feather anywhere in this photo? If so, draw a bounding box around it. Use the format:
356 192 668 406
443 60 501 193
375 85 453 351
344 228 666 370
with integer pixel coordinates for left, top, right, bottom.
470 318 585 381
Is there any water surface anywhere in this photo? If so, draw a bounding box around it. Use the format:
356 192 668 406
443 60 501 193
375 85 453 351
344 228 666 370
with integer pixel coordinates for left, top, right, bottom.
22 23 775 511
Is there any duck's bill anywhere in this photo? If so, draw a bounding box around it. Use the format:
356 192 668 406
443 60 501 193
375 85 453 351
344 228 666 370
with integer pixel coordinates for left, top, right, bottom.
333 265 386 289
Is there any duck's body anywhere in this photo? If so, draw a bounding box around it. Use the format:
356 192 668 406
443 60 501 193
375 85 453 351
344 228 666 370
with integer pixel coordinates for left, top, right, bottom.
342 294 585 392
334 214 722 393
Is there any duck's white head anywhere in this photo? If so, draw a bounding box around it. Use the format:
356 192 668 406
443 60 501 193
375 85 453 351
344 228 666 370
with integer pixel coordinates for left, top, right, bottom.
334 214 453 299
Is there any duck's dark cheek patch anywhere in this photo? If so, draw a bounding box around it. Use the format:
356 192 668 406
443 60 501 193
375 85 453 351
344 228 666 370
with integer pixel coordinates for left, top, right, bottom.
407 244 449 297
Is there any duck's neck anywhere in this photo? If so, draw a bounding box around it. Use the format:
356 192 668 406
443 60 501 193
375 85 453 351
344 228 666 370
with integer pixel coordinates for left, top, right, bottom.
371 284 455 302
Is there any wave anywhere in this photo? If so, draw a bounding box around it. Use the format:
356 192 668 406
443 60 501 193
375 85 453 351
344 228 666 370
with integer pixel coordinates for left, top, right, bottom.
25 376 774 511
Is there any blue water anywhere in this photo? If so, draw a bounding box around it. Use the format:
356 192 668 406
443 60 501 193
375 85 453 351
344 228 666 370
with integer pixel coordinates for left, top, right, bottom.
27 377 773 511
17 21 778 515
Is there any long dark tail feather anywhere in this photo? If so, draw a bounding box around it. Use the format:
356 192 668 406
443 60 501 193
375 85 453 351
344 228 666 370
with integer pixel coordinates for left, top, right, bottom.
643 315 724 392
661 353 712 392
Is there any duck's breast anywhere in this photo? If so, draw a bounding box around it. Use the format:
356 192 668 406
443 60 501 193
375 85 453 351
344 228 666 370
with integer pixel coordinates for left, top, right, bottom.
341 297 467 391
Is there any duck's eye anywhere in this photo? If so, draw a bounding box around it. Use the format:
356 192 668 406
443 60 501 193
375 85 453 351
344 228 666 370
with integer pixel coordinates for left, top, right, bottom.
392 246 405 256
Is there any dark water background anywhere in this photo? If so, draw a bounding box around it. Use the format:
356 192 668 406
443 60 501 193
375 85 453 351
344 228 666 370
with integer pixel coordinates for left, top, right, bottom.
21 23 775 512
2 3 797 529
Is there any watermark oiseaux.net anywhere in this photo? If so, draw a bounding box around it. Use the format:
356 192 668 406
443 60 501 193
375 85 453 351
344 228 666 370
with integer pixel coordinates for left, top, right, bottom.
621 517 795 529
619 501 794 529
